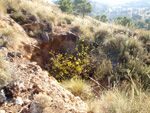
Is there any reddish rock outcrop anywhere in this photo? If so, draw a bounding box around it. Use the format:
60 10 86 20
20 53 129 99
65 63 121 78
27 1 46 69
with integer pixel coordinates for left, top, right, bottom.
31 32 78 67
21 19 79 67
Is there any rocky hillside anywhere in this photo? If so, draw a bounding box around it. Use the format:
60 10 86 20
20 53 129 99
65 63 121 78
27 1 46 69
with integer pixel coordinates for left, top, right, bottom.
1 0 150 113
0 13 89 113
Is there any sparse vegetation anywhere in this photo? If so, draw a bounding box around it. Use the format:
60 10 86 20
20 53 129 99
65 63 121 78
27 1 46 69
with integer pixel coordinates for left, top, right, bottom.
114 16 135 27
73 0 92 17
0 22 22 50
1 0 150 112
94 28 110 44
58 0 73 14
0 0 6 13
0 53 14 88
87 87 150 113
10 12 27 25
61 78 94 100
34 93 52 110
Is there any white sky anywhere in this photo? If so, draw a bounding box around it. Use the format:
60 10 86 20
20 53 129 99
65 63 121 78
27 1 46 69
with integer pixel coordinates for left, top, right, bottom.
44 0 136 5
92 0 134 5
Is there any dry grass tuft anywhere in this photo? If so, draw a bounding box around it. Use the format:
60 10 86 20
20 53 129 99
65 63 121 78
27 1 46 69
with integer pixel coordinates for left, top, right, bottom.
61 78 94 100
0 53 14 88
0 0 6 13
94 28 110 44
34 93 52 110
87 87 150 113
0 24 22 50
99 87 150 113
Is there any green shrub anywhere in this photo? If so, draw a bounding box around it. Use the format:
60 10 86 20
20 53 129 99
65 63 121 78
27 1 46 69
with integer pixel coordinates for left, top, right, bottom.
138 30 150 52
94 60 113 82
104 34 144 62
125 38 143 57
138 30 150 44
10 12 27 25
104 34 127 56
57 18 67 26
102 33 150 88
71 25 83 34
64 17 74 24
116 58 150 89
94 28 110 44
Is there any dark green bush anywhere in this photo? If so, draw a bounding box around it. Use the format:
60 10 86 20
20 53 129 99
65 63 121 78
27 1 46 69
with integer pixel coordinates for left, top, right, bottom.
94 28 110 44
116 58 150 89
10 12 27 25
64 17 74 24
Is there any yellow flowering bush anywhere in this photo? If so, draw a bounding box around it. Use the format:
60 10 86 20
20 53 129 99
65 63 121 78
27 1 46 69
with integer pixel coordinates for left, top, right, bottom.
49 45 89 80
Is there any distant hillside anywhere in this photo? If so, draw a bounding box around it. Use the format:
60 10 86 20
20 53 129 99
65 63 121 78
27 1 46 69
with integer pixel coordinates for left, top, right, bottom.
116 0 150 8
48 0 110 16
87 0 110 16
49 0 150 16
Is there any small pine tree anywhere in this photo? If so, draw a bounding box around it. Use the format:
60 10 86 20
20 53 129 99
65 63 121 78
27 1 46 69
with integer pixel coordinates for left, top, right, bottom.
100 14 108 23
73 0 92 17
114 16 133 26
148 24 150 30
58 0 73 14
94 15 101 21
145 19 150 24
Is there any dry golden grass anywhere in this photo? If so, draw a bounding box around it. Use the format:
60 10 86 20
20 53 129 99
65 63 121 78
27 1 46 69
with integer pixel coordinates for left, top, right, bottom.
61 78 150 113
0 0 6 13
0 53 13 88
61 78 94 100
34 93 52 110
101 87 150 113
1 0 135 42
86 86 150 113
1 0 130 41
0 20 22 50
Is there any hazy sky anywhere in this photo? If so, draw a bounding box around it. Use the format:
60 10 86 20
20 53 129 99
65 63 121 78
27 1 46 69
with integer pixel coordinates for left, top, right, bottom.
44 0 136 5
92 0 133 4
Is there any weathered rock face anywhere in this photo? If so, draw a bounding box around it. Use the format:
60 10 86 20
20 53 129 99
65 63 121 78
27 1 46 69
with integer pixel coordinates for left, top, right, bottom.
0 14 32 51
22 20 79 67
1 13 79 68
23 22 52 34
0 91 6 104
31 32 78 67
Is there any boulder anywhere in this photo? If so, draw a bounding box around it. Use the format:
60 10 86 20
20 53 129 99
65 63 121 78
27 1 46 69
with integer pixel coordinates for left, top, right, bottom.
15 97 23 105
29 103 41 113
0 91 6 104
0 110 5 113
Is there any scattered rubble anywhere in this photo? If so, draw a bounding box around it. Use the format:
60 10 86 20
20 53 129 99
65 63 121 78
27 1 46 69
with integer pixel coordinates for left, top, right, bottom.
15 97 23 105
0 53 88 113
0 91 6 104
